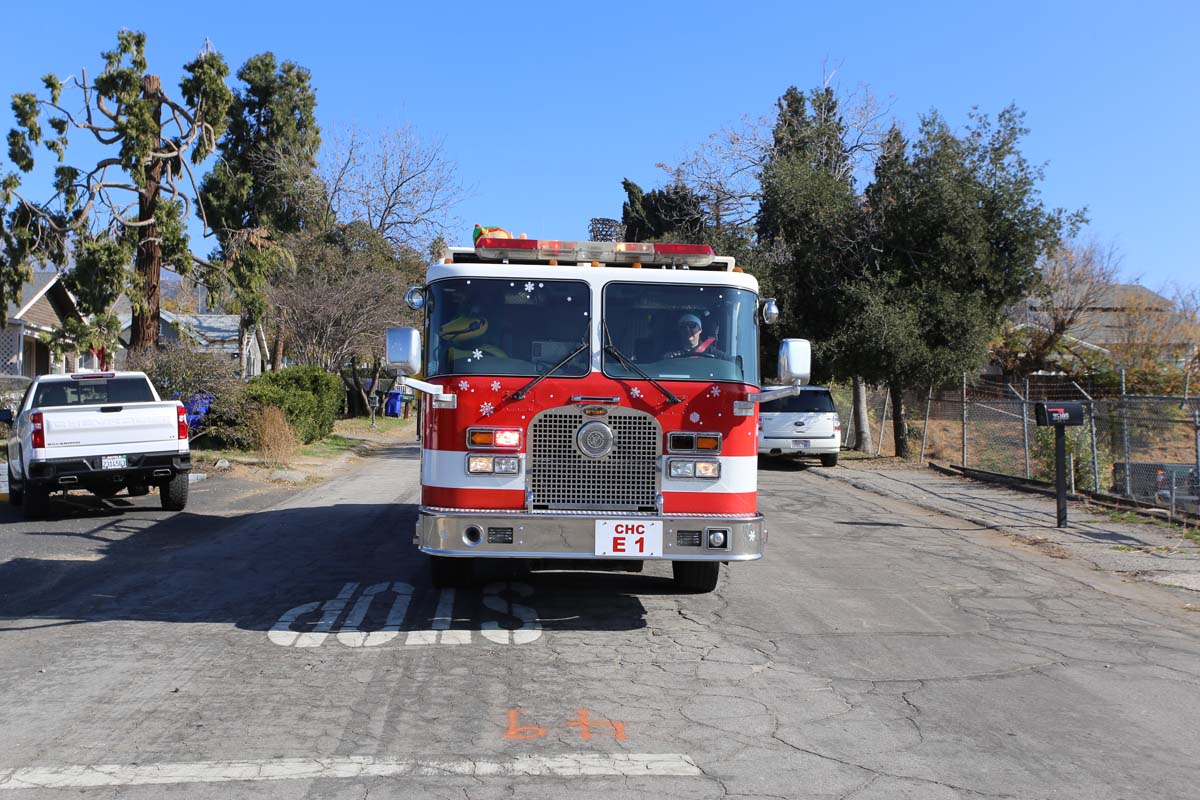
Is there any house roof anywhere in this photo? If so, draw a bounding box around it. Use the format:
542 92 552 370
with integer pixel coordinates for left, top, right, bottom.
170 313 240 342
4 271 59 320
117 310 242 350
1069 284 1188 347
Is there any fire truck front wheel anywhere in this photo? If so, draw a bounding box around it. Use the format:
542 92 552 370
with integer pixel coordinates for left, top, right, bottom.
430 555 474 588
672 561 720 593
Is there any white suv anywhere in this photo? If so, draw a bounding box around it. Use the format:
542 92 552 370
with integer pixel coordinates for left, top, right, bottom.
758 386 841 467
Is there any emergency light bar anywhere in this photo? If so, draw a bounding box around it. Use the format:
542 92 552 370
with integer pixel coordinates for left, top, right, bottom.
475 237 714 267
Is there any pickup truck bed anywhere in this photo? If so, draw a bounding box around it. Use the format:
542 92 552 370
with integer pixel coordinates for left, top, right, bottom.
4 372 191 518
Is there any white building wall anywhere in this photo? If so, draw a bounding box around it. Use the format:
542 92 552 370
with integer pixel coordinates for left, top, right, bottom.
0 324 21 376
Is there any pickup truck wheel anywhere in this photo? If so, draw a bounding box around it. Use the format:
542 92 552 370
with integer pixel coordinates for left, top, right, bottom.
820 453 839 467
429 555 473 588
159 473 189 511
7 465 22 506
23 484 50 519
672 560 720 593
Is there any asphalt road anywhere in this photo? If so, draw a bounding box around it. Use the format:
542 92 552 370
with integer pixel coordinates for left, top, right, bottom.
1 445 1198 798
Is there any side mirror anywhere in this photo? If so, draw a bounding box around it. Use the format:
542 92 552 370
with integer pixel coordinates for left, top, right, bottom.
762 298 780 325
0 409 12 425
386 327 422 377
777 339 811 386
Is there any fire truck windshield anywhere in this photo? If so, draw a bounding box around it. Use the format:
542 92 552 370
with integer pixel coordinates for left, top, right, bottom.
426 278 591 378
602 282 759 384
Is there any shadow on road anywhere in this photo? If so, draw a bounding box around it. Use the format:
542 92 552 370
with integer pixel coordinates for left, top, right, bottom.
0 497 651 636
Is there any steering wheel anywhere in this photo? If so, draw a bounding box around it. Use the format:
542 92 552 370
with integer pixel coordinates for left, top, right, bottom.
666 350 720 360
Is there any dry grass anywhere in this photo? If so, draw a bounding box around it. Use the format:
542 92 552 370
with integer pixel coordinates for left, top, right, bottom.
253 406 299 464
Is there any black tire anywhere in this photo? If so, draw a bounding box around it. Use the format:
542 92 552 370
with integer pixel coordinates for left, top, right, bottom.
820 453 839 467
672 560 720 593
7 464 23 506
23 483 50 519
126 483 150 497
159 473 189 511
429 555 473 588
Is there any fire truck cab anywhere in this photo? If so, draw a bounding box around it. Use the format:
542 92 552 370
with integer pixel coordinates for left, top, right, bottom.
388 236 810 593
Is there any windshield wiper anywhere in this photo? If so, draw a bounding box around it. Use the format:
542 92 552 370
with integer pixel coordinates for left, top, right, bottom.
602 321 681 405
512 321 590 400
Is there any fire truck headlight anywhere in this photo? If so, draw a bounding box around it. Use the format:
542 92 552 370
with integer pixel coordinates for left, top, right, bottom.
494 456 520 474
467 455 495 474
694 460 721 478
669 459 696 478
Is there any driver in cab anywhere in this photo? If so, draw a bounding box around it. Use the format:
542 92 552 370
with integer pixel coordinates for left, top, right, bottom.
663 313 723 359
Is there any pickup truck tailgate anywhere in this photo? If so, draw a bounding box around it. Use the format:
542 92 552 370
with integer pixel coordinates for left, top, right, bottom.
42 403 181 455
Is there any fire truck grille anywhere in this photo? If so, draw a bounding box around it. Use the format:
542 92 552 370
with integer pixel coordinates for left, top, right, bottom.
527 407 660 511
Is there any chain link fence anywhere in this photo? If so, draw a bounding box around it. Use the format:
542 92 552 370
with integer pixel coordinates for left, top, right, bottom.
835 373 1200 514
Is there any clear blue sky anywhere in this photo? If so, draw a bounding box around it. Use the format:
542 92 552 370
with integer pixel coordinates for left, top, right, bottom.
2 1 1196 290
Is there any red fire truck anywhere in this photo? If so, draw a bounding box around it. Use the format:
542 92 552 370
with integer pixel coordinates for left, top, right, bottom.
387 235 810 593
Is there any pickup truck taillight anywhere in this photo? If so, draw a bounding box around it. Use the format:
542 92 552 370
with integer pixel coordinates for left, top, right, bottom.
31 411 45 449
177 406 189 440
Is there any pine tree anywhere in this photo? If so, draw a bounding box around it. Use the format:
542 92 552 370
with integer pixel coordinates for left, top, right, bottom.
1 31 231 351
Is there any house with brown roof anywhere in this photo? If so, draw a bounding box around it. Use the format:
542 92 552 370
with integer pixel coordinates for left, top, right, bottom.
1 272 88 377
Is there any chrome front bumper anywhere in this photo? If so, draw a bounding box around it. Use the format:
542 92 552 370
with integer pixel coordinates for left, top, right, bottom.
416 507 766 561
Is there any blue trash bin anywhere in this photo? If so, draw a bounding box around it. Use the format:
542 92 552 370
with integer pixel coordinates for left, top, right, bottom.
384 390 404 418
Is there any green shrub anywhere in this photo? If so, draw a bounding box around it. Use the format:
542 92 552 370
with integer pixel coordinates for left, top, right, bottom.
250 366 343 440
244 381 323 444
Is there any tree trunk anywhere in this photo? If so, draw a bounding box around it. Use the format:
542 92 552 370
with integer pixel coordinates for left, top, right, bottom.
237 314 251 379
890 383 910 459
339 371 362 416
851 376 871 451
254 323 269 376
271 314 285 371
349 355 369 416
129 75 164 351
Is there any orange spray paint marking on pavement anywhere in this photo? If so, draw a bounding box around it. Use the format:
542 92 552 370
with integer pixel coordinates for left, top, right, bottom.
567 709 627 741
504 709 547 740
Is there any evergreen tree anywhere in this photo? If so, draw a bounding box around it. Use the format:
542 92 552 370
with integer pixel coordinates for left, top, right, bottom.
199 52 322 369
850 109 1079 456
620 178 705 241
1 31 231 350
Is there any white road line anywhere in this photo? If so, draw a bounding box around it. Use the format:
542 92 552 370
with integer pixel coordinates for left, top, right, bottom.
0 754 701 789
432 589 470 644
295 582 358 648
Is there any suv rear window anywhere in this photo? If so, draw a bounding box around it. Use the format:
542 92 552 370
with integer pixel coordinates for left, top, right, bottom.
761 390 835 413
33 377 156 407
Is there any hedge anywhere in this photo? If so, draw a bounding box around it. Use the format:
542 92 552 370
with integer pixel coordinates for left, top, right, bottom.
246 366 343 443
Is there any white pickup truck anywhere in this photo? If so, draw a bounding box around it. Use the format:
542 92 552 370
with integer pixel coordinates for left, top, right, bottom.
2 371 191 519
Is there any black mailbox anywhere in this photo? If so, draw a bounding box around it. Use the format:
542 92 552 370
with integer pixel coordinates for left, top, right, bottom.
1034 401 1085 427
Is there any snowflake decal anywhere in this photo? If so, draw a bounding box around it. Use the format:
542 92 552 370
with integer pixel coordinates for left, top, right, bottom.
710 386 721 397
524 282 535 293
472 348 483 360
480 402 494 416
490 380 501 392
689 411 701 424
747 530 756 543
458 380 470 391
630 387 642 399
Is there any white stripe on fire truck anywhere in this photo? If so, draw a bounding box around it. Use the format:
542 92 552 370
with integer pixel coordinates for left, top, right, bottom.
420 449 756 493
421 449 526 490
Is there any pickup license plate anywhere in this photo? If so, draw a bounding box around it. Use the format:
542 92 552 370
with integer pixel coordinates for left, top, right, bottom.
101 455 127 470
594 520 663 557
792 439 811 448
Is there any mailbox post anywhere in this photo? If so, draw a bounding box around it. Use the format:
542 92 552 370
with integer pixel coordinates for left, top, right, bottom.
1034 402 1086 527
